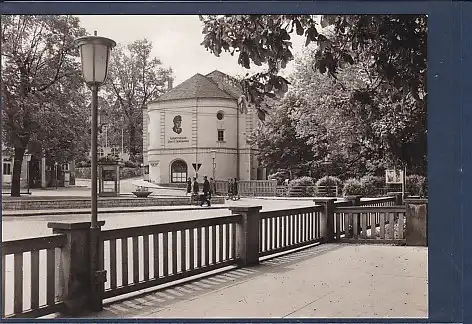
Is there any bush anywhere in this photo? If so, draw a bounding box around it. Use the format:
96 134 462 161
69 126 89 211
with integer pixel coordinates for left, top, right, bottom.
406 175 427 197
124 160 139 168
343 178 364 196
315 176 343 196
268 171 290 185
360 175 384 197
288 176 315 196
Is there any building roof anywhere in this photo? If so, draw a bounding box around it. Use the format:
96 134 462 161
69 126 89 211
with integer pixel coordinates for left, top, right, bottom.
154 71 242 103
155 72 237 102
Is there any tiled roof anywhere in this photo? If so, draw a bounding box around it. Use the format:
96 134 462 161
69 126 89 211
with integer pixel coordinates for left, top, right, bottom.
205 70 243 99
155 72 236 102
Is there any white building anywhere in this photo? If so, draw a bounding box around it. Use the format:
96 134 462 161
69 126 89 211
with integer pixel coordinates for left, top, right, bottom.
143 70 267 185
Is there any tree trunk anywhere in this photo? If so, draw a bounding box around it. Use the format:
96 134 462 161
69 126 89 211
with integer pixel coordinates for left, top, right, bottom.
129 124 137 160
10 147 26 197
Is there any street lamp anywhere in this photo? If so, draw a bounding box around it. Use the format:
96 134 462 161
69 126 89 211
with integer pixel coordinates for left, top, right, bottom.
75 31 116 312
25 153 32 195
211 150 216 180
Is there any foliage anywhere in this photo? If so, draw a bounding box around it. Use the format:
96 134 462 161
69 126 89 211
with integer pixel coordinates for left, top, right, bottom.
315 176 343 188
406 175 427 197
247 96 315 174
104 38 173 161
1 15 87 196
268 171 289 185
200 15 427 172
342 178 364 196
288 176 315 196
360 175 383 197
124 160 139 168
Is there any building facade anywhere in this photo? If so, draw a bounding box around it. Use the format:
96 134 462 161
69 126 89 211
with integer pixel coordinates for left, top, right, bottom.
143 70 267 185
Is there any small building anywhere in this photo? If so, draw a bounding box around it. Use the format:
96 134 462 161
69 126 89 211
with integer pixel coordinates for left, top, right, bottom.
143 70 268 185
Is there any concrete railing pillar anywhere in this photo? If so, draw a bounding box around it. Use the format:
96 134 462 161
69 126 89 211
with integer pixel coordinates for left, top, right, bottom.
405 199 428 246
388 192 403 205
313 198 337 242
229 206 262 267
47 221 105 315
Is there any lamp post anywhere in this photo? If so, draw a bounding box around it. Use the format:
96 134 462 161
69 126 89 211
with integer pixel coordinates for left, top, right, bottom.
211 150 216 180
75 31 116 312
54 161 58 189
25 153 32 194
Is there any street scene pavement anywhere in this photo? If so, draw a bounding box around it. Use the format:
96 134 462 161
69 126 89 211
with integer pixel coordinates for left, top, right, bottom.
76 243 427 319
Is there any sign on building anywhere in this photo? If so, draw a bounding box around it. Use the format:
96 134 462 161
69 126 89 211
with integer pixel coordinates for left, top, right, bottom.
385 169 404 184
165 113 192 147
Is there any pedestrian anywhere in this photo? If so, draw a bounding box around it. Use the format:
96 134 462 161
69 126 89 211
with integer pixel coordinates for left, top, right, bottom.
191 177 199 205
233 178 239 200
209 177 216 199
227 178 233 200
201 176 211 207
186 177 192 196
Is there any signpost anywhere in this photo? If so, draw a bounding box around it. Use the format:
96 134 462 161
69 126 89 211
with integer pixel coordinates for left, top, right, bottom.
385 167 406 198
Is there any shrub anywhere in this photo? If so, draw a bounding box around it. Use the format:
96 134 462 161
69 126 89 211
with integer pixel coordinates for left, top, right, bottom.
288 176 315 196
360 175 384 197
268 171 290 185
315 176 343 197
124 160 139 168
406 175 427 197
343 178 364 196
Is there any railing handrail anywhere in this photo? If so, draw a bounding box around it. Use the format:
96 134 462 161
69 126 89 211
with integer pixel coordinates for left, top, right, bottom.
260 206 323 219
2 234 67 255
101 214 242 241
360 196 396 204
334 206 406 213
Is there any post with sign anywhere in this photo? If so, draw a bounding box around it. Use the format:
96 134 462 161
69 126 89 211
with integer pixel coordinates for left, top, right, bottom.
192 163 202 179
385 168 405 198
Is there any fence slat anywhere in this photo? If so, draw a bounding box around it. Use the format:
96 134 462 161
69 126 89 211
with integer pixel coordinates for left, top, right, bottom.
380 213 386 239
204 227 210 266
171 231 177 275
132 236 139 284
181 230 186 272
283 215 288 247
219 225 224 263
278 217 283 248
46 248 55 306
2 254 5 316
29 250 40 310
389 213 395 239
268 217 273 251
370 213 376 238
110 239 117 289
212 225 217 264
143 235 150 281
231 223 236 259
225 224 230 260
263 218 268 252
189 229 195 270
163 232 169 277
361 213 367 239
352 213 358 238
335 212 341 239
197 228 202 268
14 253 23 314
121 238 128 286
153 234 159 279
398 213 405 239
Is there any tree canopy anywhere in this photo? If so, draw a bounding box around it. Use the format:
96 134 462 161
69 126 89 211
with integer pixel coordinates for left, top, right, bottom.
1 15 88 196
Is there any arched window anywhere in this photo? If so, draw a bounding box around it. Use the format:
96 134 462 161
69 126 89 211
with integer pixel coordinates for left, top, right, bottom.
171 160 187 183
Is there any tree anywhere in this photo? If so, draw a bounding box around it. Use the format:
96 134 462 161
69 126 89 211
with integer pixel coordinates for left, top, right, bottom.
200 14 427 173
105 39 173 161
247 94 315 177
1 15 87 196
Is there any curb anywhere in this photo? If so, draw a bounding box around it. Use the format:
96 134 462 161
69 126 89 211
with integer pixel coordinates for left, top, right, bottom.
2 206 228 217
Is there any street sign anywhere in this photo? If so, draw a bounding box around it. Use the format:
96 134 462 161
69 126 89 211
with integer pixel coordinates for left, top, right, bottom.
192 163 202 171
385 169 404 184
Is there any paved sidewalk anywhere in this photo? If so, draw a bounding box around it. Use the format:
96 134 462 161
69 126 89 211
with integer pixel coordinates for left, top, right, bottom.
75 243 428 319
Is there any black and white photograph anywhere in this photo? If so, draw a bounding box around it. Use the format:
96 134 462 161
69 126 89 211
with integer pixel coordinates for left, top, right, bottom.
1 14 428 319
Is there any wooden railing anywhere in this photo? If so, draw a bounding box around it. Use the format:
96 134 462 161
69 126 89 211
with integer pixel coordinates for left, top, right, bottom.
333 206 406 243
259 206 324 257
100 215 242 299
360 196 396 207
2 235 67 318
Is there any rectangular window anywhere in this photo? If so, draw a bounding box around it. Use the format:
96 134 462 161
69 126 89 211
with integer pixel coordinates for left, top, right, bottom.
3 162 11 175
217 129 225 142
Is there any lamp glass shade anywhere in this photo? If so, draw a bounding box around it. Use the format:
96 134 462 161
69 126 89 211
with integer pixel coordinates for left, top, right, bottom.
75 35 116 85
79 42 110 84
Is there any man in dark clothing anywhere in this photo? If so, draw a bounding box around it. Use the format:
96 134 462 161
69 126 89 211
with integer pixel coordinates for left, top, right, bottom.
201 176 211 206
233 178 239 199
186 177 192 196
192 177 199 194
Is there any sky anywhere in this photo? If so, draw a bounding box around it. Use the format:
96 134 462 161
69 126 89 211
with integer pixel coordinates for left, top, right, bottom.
77 15 307 85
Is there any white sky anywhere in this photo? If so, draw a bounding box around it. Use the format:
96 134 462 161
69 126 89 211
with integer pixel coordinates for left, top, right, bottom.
77 15 307 85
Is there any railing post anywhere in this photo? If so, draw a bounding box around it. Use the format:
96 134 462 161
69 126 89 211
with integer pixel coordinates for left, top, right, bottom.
47 221 105 316
313 198 337 242
229 206 262 267
388 192 403 205
404 198 428 246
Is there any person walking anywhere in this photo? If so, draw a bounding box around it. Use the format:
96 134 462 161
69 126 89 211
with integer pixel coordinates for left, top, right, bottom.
226 178 233 200
233 178 240 200
186 177 192 196
201 176 211 207
192 177 199 195
209 177 216 199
